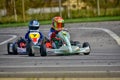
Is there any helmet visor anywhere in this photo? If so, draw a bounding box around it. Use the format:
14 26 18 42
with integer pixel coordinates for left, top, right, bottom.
29 26 39 30
55 23 64 31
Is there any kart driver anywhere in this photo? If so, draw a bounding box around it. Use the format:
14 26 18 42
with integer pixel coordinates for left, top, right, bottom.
47 16 64 48
48 16 64 40
25 20 44 42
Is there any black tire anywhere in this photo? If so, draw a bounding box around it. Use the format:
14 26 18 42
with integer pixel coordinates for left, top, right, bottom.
70 40 74 45
7 42 13 54
71 40 79 45
74 41 80 44
40 43 47 57
12 43 18 55
27 42 34 56
82 42 90 55
71 41 81 47
74 41 81 47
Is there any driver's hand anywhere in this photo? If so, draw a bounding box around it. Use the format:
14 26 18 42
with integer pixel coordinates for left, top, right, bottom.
55 37 61 40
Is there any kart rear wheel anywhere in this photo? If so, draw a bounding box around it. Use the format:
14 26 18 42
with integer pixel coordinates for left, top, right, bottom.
12 43 18 55
74 41 81 48
27 42 34 56
70 40 74 45
74 41 80 44
83 42 90 55
7 42 13 54
71 41 81 46
40 43 47 57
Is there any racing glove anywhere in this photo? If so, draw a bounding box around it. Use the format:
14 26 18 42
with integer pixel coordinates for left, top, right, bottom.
50 32 61 41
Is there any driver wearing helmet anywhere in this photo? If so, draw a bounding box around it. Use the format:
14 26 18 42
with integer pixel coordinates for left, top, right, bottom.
48 16 64 41
25 20 43 41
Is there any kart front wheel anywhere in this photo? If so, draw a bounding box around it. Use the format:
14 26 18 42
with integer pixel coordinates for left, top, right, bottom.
27 42 34 56
83 42 90 55
12 43 18 55
40 43 47 57
7 42 13 54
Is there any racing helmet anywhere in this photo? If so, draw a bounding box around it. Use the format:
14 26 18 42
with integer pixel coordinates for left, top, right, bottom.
52 16 64 31
29 20 40 30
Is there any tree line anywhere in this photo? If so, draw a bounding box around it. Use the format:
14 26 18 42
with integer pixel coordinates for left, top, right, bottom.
0 0 119 16
0 0 120 23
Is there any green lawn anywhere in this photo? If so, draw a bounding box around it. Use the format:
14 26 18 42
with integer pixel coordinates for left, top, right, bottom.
0 16 120 28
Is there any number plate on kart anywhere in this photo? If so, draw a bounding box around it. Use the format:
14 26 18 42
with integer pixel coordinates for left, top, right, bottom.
29 32 40 42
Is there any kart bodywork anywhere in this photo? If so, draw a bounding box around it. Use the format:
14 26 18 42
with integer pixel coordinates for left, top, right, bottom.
7 30 45 56
7 30 90 56
44 30 91 56
26 30 46 56
7 37 26 55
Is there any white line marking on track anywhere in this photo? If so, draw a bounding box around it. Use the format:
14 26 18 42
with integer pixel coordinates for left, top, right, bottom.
0 35 17 46
0 71 120 74
70 27 120 46
0 27 119 46
0 64 119 68
100 28 120 46
40 28 120 45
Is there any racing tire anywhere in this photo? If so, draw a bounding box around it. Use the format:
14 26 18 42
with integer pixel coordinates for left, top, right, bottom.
70 40 74 45
12 43 18 55
74 41 81 48
27 42 34 56
74 41 81 55
7 42 13 54
71 41 81 48
74 41 80 44
40 43 47 57
82 42 90 55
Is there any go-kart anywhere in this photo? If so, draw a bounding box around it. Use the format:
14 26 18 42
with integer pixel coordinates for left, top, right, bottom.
26 30 46 56
7 31 45 56
44 30 91 56
7 37 26 55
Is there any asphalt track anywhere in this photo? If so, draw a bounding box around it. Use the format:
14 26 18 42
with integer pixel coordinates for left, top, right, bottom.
0 21 120 78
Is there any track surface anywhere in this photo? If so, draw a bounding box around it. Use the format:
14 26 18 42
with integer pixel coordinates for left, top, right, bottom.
0 21 120 77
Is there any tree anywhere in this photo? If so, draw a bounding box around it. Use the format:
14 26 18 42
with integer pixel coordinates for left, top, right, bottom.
5 0 14 16
0 0 5 9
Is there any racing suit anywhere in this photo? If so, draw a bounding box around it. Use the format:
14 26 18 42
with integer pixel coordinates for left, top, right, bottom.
48 27 60 40
48 27 61 48
25 30 44 42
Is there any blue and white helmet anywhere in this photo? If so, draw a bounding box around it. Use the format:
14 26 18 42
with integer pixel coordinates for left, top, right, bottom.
29 20 40 30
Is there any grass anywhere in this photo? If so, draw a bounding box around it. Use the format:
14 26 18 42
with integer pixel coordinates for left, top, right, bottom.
0 16 120 28
65 16 120 23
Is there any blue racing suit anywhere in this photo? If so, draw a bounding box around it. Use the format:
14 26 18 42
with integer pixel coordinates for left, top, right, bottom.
25 30 44 42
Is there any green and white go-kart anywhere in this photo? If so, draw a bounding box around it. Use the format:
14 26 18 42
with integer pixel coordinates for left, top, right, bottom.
44 30 91 56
